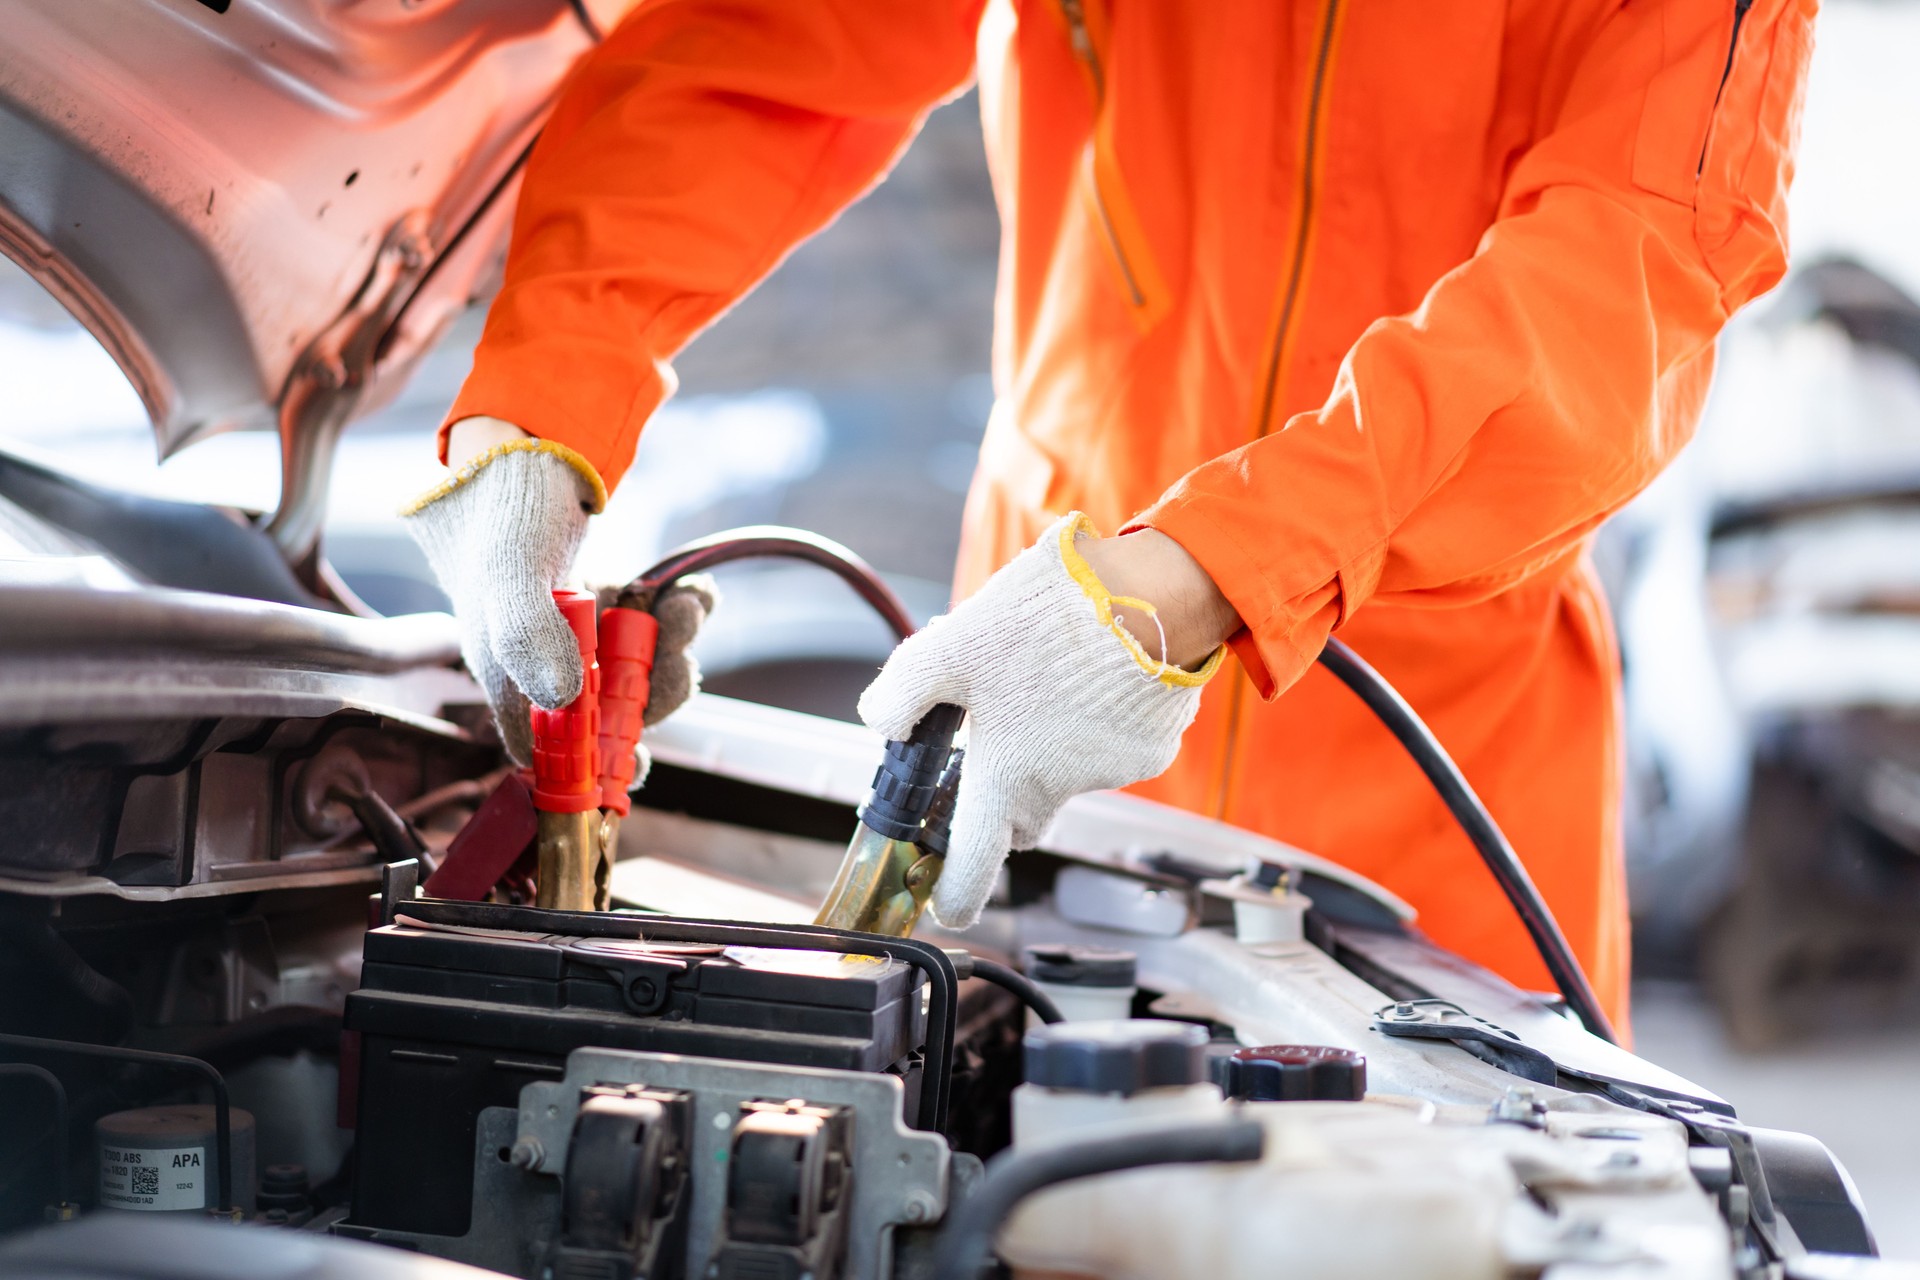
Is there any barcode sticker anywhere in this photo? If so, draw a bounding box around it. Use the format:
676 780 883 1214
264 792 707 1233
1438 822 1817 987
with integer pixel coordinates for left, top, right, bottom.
99 1145 206 1211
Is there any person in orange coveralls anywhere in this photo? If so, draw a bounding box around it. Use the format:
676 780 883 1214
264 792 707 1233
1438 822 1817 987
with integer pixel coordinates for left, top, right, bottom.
403 0 1816 1035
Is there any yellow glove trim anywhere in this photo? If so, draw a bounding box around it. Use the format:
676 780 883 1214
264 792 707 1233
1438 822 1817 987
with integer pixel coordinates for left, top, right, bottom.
399 438 609 517
1056 512 1224 689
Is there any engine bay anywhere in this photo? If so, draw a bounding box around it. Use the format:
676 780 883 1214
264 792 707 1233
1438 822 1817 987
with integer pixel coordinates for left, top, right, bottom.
0 674 1886 1279
0 504 1883 1280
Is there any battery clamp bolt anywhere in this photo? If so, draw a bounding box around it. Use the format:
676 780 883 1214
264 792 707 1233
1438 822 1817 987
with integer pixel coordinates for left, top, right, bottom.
510 1136 545 1171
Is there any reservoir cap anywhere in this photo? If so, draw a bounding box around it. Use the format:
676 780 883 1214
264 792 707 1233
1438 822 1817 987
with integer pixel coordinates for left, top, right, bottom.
1219 1044 1367 1102
1023 945 1137 989
1024 1019 1207 1096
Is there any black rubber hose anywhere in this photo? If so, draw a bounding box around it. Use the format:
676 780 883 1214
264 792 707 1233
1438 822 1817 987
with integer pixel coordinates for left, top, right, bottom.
341 788 428 865
932 1119 1267 1280
15 918 135 1043
0 1032 236 1214
966 957 1065 1026
629 526 917 642
0 1063 69 1209
1314 637 1618 1045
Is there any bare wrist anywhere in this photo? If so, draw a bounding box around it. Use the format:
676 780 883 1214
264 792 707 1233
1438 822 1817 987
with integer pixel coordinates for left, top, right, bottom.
446 416 531 467
1078 528 1240 670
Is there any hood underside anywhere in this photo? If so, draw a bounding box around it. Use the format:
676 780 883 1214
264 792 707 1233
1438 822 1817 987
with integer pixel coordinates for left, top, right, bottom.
0 0 632 568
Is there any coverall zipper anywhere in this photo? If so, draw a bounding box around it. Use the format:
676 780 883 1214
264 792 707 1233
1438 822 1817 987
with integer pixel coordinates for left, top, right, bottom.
1699 0 1756 174
1060 0 1148 310
1216 0 1345 820
1252 0 1345 440
1060 0 1104 95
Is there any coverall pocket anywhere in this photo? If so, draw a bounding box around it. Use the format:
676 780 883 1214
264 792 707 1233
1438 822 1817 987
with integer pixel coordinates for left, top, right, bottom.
1055 0 1171 329
1632 0 1814 305
1080 136 1170 329
1632 0 1737 206
1693 0 1815 307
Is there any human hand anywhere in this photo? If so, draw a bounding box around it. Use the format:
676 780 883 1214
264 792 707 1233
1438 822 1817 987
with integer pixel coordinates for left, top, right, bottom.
858 514 1231 927
403 420 607 763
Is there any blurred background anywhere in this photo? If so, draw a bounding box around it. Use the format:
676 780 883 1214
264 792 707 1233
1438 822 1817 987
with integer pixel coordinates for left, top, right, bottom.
3 0 1918 1256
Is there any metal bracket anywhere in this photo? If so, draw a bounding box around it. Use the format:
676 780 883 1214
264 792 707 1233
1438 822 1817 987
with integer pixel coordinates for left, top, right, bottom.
333 1107 560 1274
378 859 420 926
520 1047 950 1280
1372 999 1559 1085
1593 1083 1807 1267
1373 999 1809 1268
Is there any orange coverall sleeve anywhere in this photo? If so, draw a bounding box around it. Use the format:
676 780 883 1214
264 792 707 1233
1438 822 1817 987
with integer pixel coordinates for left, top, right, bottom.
1138 0 1814 697
444 0 985 492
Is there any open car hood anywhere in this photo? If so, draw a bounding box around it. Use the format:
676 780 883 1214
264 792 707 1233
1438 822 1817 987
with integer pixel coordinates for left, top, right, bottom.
0 0 634 581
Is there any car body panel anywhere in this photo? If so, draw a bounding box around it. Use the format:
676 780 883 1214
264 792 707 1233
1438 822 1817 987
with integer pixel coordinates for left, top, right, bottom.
0 0 635 566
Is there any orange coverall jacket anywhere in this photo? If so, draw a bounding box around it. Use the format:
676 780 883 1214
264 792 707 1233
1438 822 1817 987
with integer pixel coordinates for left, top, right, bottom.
447 0 1815 1031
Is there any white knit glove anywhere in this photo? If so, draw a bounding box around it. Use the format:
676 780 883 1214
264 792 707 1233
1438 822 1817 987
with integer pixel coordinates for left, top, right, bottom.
859 513 1223 928
403 440 606 765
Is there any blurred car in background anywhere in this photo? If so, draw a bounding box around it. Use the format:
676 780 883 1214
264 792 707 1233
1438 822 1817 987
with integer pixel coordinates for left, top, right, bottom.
1612 257 1920 1047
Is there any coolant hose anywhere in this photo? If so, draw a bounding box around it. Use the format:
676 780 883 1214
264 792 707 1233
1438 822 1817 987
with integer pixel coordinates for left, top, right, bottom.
1315 637 1618 1045
931 1118 1267 1280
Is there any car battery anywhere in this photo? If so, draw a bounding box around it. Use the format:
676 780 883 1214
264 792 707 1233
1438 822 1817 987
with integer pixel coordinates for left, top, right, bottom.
344 912 929 1239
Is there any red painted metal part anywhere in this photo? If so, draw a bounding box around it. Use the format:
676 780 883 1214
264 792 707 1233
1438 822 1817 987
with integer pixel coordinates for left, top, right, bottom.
420 771 540 901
